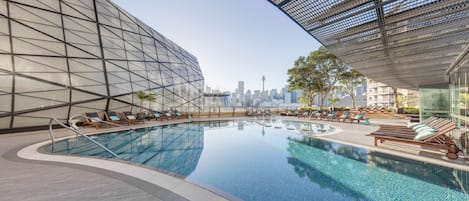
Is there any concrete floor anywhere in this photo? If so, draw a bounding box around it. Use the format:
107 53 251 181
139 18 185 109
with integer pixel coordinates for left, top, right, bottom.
1 116 468 201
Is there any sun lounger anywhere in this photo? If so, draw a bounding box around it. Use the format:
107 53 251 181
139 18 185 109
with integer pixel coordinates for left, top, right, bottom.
135 112 146 124
151 111 162 120
325 111 336 121
163 111 173 119
83 112 111 129
294 110 300 117
123 112 145 125
371 119 460 159
331 110 343 121
300 111 309 118
338 111 350 122
173 110 184 119
247 109 254 116
350 112 366 124
104 111 131 126
257 110 262 116
376 117 444 133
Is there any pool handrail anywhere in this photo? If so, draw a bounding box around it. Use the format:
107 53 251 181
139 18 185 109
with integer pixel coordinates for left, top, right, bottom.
48 117 121 159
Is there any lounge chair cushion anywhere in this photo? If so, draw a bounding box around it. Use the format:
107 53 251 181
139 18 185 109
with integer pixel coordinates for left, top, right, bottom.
127 115 136 120
414 130 437 141
353 115 362 119
90 117 101 122
414 126 436 133
109 116 120 121
412 124 427 131
407 123 422 128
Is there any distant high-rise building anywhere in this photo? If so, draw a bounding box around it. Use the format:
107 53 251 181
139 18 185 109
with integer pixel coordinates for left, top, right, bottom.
238 81 244 95
206 86 212 93
284 92 292 104
270 89 278 99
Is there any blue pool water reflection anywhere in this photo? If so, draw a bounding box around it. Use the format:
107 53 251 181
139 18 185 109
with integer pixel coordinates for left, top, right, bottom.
47 120 469 201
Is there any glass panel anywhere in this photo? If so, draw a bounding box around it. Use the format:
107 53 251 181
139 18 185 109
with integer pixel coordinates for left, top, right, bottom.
19 106 69 119
15 76 66 93
0 54 12 72
21 72 69 86
72 90 102 102
15 56 67 72
62 0 95 20
108 100 131 112
0 117 10 129
12 0 60 12
14 94 66 111
0 94 11 112
74 99 107 111
21 89 70 102
13 116 52 127
419 86 450 120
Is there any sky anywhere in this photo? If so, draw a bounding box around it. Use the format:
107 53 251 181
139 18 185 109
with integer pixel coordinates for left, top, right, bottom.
112 0 321 92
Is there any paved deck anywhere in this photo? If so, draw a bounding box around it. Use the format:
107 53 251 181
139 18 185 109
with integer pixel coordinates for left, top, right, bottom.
1 119 230 201
1 116 468 201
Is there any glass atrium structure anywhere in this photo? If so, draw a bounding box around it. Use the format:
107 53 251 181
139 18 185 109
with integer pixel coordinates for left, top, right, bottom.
0 0 204 132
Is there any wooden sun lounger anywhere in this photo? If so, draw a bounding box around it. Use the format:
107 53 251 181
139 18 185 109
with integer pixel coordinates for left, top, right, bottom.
350 112 366 124
338 111 350 122
378 117 438 130
331 111 343 121
104 111 131 126
83 112 111 129
371 121 460 159
123 111 145 125
375 118 446 133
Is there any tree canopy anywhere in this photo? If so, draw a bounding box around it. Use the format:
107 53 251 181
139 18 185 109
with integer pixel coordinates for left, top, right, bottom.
339 69 365 109
287 47 347 109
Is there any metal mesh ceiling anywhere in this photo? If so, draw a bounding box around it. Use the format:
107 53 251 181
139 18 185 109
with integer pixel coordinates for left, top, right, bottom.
269 0 469 89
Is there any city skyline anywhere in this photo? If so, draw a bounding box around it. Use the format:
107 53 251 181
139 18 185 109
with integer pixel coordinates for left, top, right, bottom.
112 0 321 92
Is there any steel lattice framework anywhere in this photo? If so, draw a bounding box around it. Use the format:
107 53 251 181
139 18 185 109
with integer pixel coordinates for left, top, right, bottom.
0 0 204 132
269 0 469 89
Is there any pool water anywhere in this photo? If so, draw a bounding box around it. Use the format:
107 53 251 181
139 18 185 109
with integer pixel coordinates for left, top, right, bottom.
48 120 469 201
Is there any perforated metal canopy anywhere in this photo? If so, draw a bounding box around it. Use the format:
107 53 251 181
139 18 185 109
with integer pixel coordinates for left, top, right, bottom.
269 0 469 89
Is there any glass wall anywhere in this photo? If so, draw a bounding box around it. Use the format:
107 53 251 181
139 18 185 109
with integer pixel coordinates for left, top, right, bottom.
450 70 469 155
419 86 450 120
0 0 203 132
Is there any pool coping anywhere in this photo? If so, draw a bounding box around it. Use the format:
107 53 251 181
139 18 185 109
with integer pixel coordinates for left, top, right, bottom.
17 120 240 201
16 117 469 201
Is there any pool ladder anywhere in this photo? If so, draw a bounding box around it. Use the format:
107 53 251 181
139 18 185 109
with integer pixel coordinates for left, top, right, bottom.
48 115 121 159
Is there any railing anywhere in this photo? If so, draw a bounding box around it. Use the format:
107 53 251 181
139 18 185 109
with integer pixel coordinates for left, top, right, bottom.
191 106 347 118
48 117 121 159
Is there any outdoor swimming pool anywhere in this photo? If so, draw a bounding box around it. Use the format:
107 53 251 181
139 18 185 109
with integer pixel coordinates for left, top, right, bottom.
46 120 469 201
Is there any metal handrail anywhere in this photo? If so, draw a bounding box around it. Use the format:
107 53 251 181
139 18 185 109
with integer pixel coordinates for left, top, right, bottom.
48 118 121 159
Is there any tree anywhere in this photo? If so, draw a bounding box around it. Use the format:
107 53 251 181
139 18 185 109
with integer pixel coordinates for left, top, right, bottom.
392 87 399 109
328 97 340 108
339 69 364 109
287 47 346 109
135 91 157 112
